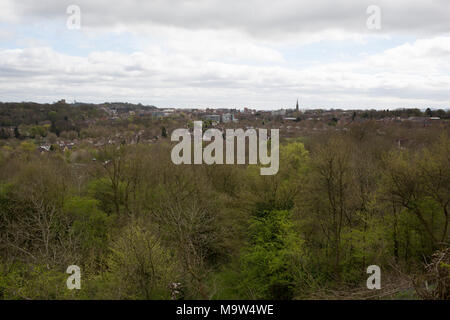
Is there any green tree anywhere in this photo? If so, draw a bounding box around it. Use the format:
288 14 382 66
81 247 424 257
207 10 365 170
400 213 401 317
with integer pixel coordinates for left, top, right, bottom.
239 210 303 299
104 223 179 299
14 126 20 139
161 126 167 138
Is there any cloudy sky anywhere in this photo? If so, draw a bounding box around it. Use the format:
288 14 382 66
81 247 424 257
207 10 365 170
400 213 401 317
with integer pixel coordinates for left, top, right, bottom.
1 0 449 109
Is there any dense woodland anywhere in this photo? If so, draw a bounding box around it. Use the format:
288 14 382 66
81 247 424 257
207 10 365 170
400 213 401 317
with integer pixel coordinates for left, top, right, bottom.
0 103 449 300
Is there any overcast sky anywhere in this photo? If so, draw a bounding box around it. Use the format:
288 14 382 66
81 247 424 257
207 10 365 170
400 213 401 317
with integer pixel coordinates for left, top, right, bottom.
1 0 449 109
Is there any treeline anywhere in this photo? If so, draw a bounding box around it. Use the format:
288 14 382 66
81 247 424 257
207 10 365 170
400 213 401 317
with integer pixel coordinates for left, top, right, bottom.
0 123 448 299
0 102 105 126
0 102 106 139
358 108 450 119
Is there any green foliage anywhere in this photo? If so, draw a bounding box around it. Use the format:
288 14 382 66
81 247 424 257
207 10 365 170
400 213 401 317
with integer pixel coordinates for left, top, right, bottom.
0 263 77 300
64 197 110 255
19 141 36 152
161 126 167 138
29 125 47 138
102 224 179 299
87 178 125 215
0 121 448 300
238 210 303 299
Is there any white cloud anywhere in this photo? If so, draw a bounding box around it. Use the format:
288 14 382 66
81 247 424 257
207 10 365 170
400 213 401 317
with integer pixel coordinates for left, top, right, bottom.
1 36 449 108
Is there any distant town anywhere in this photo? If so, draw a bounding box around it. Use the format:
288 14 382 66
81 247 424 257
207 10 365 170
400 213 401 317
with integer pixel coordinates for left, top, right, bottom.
0 99 448 155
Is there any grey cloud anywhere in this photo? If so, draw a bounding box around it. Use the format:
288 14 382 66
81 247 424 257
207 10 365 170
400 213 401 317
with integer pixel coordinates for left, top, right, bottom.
10 0 450 38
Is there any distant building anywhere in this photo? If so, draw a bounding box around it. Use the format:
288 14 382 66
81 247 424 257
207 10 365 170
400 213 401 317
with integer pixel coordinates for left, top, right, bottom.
407 117 428 122
39 145 51 152
272 109 286 116
152 109 175 118
152 111 166 118
221 113 234 123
